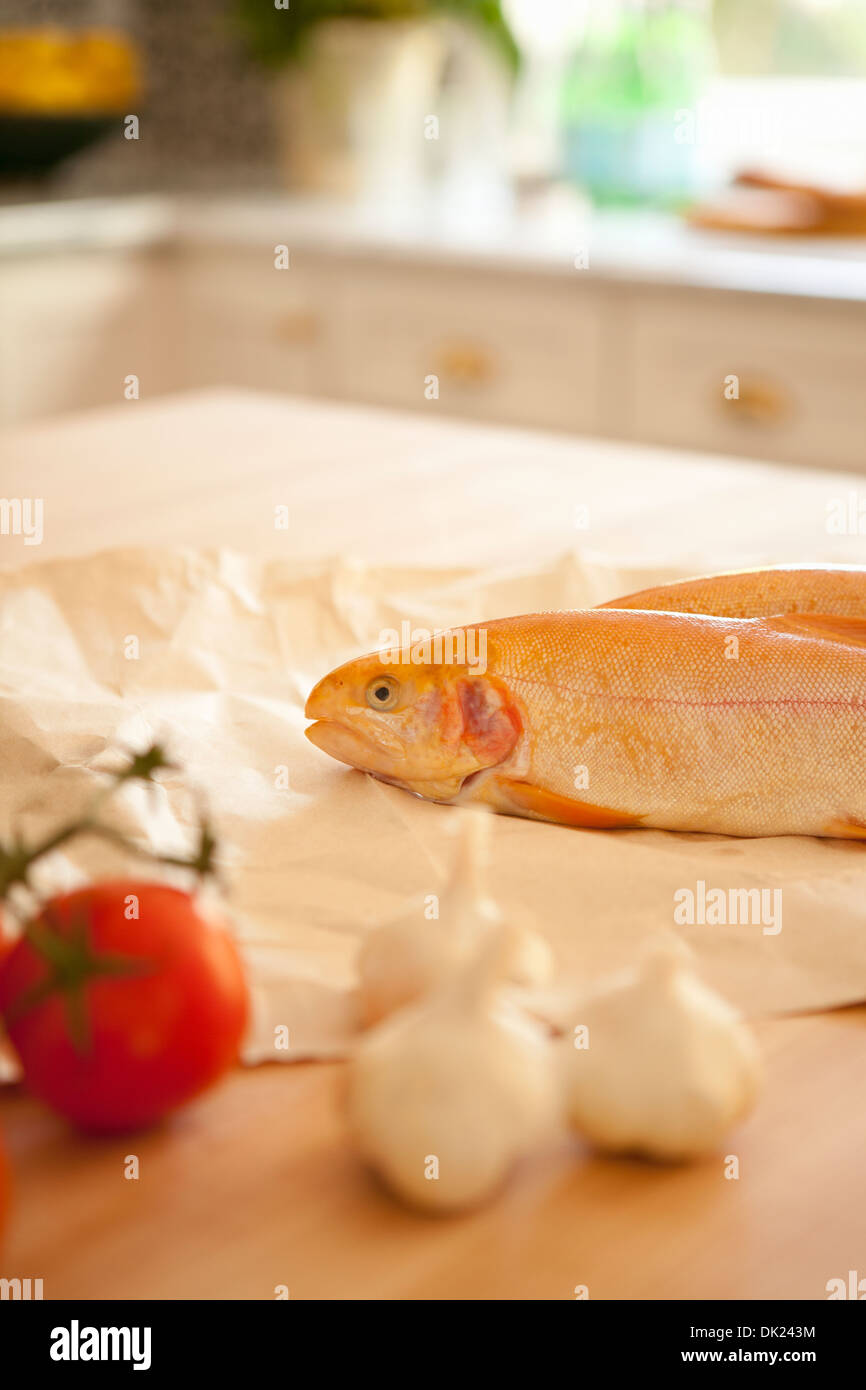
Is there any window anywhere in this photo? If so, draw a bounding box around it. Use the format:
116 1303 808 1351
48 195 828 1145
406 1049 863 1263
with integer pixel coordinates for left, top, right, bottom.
504 1 866 187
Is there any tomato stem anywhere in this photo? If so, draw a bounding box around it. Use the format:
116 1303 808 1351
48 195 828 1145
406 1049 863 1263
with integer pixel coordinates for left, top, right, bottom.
0 742 218 906
0 744 222 1059
4 909 153 1052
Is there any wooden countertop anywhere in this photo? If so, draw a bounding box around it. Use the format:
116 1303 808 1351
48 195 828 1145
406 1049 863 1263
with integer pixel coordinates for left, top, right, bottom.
2 391 865 1300
4 388 866 575
3 1004 865 1300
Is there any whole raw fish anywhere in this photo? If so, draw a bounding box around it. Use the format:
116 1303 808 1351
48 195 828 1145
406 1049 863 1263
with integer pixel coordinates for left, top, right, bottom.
305 565 866 838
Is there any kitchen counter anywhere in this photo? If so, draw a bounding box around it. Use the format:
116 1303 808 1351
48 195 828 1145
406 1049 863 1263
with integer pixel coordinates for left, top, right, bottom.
3 388 866 572
4 1005 865 1300
1 390 866 1300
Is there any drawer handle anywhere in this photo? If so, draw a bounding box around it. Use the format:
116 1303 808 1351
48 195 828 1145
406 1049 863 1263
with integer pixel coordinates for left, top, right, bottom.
275 309 320 343
721 377 791 426
434 342 496 386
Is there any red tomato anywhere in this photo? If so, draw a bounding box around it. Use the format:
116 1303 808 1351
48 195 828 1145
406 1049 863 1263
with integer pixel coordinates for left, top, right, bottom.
0 881 248 1133
0 911 14 963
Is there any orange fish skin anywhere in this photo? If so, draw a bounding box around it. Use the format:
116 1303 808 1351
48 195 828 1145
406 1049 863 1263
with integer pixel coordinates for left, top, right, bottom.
602 563 866 620
306 597 866 839
468 607 866 837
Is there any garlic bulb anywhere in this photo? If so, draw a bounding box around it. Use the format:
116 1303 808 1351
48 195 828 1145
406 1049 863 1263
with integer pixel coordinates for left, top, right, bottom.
356 809 552 1027
348 927 559 1211
560 939 761 1162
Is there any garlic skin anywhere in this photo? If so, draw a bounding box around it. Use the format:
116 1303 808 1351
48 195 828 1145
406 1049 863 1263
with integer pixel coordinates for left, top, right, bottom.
348 929 559 1211
357 809 552 1027
560 941 762 1163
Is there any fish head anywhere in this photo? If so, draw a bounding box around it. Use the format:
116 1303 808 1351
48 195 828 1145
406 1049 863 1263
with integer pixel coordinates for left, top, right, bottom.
305 644 522 801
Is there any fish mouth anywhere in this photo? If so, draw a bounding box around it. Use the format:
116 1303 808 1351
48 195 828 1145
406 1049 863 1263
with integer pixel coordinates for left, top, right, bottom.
304 718 386 773
305 719 466 800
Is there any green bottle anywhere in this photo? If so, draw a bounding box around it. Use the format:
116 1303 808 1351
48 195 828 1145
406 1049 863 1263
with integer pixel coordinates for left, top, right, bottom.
561 0 715 207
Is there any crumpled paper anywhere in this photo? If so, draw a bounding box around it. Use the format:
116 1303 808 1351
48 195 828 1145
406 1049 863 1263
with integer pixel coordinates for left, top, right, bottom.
1 545 866 1068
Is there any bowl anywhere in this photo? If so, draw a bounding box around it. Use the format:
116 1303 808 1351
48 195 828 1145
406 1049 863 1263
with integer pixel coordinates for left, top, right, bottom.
0 111 117 176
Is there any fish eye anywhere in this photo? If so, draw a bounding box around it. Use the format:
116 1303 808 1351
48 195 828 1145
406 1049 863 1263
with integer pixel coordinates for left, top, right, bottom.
365 675 400 711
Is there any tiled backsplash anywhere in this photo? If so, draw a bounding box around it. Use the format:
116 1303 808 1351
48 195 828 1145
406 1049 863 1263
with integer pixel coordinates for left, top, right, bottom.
0 0 278 194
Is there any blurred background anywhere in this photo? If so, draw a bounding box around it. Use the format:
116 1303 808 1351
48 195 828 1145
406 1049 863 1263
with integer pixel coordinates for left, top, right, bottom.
0 0 864 469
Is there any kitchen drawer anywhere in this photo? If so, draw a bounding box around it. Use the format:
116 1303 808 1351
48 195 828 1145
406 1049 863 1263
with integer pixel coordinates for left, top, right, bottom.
329 262 603 433
630 291 866 471
177 247 340 397
0 251 166 422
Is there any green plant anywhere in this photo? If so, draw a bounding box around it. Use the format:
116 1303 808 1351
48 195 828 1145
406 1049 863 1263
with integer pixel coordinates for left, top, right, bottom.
232 0 519 72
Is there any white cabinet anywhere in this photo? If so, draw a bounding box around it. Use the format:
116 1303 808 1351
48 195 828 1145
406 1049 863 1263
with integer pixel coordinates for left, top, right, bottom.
0 250 172 422
169 249 605 434
328 260 604 433
174 246 338 399
0 227 864 476
628 289 866 472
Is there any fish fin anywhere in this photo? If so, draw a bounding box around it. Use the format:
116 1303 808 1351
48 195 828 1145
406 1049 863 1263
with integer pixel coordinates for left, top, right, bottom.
601 566 866 620
600 570 771 615
457 676 521 764
601 575 720 611
824 816 866 840
763 613 866 648
487 778 642 829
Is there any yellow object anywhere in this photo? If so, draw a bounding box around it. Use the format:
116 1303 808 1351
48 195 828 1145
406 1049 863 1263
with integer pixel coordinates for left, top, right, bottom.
0 27 141 114
434 341 497 386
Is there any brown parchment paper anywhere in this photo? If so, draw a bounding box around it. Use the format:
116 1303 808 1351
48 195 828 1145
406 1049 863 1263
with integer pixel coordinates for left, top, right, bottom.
1 544 865 1066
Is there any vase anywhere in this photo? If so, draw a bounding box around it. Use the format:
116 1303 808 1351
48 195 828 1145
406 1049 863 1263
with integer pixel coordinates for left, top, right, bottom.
272 19 446 202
